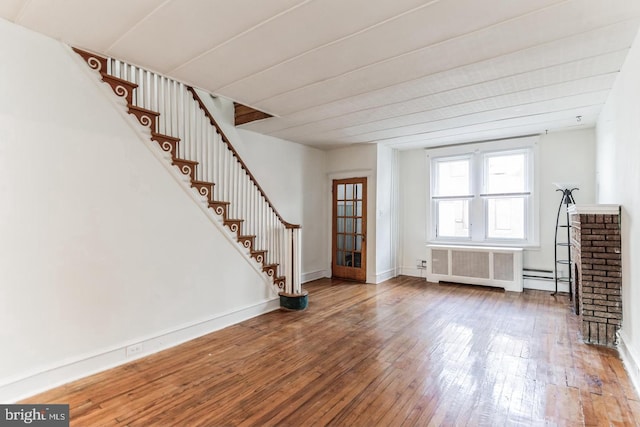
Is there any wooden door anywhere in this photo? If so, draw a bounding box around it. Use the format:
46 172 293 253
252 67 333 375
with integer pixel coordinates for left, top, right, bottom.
332 178 367 282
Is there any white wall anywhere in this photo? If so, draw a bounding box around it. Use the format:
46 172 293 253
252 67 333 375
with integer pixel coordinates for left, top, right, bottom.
397 129 596 279
0 19 278 401
375 145 399 282
326 144 378 282
595 27 640 390
525 129 596 271
197 93 328 282
398 149 428 277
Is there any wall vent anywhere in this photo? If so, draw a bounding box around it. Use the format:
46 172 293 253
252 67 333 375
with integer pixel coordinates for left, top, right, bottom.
427 245 523 292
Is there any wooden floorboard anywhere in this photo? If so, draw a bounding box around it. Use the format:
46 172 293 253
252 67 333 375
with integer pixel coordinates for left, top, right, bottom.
23 276 640 426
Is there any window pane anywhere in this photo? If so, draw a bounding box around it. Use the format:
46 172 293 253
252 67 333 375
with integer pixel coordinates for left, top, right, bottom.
353 252 362 268
337 184 345 200
355 183 363 199
346 184 353 200
345 218 354 233
344 201 354 217
337 234 344 250
337 250 345 266
487 197 525 239
436 158 469 196
486 153 525 193
437 200 469 238
345 235 354 251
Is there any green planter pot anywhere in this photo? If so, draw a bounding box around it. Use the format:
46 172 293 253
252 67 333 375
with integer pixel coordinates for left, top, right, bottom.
279 291 309 311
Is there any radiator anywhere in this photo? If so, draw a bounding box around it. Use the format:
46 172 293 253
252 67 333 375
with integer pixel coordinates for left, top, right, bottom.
427 245 523 292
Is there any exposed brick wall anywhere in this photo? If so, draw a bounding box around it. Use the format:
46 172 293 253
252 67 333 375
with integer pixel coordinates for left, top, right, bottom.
570 212 621 346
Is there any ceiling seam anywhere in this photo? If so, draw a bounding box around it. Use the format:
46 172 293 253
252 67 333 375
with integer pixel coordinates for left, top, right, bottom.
214 0 443 91
13 0 33 23
247 20 636 123
167 0 314 75
247 16 638 114
242 0 574 104
265 66 624 137
343 103 603 145
388 114 599 147
105 0 173 53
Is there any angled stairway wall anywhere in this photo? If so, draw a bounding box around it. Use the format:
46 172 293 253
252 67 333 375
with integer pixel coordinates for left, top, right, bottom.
0 18 317 401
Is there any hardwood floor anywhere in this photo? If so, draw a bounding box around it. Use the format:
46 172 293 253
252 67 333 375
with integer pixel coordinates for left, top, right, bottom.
24 276 640 426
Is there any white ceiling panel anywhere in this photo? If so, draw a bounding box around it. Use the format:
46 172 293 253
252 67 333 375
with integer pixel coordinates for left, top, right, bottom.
109 0 306 74
13 0 164 52
270 71 619 141
332 91 609 144
171 0 430 94
222 0 564 105
245 5 640 115
1 0 639 150
310 81 612 141
389 111 600 150
0 0 26 21
242 20 640 133
384 105 602 149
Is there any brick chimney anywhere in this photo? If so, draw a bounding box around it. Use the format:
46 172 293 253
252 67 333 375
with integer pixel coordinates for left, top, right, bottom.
568 205 621 346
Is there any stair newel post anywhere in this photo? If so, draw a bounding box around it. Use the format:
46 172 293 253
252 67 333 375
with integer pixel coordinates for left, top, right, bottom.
284 226 293 294
293 227 302 295
279 223 307 310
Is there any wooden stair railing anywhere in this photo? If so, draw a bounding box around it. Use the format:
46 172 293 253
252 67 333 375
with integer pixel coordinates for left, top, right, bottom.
72 47 302 297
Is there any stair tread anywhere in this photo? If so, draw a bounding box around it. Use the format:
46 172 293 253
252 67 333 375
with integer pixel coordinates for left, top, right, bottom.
173 157 199 165
151 132 180 143
263 263 278 268
210 200 230 205
101 73 138 88
127 104 160 116
224 219 244 223
238 235 256 239
192 179 214 185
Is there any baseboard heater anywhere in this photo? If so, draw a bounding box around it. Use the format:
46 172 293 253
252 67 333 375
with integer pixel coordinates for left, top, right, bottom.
522 268 569 292
427 245 523 292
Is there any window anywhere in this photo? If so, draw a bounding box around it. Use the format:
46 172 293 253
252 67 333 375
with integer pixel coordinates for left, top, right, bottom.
432 156 471 238
483 151 528 240
428 139 537 246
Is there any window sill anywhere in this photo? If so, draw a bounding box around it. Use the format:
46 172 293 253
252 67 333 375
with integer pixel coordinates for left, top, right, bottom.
426 240 540 250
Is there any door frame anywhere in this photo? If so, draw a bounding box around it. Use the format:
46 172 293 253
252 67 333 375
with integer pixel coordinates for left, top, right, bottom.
327 171 372 283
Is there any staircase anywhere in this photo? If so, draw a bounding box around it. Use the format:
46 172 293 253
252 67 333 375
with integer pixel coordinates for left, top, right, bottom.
72 48 302 298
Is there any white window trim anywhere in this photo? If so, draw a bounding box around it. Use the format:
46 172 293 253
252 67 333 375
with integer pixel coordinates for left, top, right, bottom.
425 136 540 248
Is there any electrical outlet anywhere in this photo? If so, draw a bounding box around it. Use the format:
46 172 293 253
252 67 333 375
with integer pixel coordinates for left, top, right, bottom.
416 259 427 269
421 260 427 268
126 343 143 357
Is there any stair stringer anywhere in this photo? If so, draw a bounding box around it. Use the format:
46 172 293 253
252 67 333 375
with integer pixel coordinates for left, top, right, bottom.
66 45 281 295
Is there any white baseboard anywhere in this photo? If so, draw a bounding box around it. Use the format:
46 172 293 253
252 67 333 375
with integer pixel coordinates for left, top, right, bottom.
374 268 399 284
399 266 428 279
618 331 640 398
0 298 279 403
523 277 569 292
302 269 330 283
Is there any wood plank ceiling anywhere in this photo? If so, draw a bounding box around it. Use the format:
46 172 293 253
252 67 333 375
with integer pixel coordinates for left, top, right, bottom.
2 0 639 149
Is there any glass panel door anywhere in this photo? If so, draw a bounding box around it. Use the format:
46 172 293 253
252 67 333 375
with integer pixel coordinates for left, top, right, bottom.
332 178 367 281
